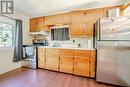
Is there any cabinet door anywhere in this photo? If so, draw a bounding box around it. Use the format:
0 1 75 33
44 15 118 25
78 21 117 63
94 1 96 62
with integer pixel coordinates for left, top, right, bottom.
45 16 54 25
69 11 85 37
37 17 47 31
60 56 73 74
45 48 59 71
30 18 37 32
53 13 70 24
38 48 46 68
85 9 104 37
90 51 96 77
46 56 59 71
45 13 70 25
74 57 90 77
38 52 45 68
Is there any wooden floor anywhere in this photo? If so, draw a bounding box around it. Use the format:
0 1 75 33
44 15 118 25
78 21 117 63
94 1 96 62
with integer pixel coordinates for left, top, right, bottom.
0 68 115 87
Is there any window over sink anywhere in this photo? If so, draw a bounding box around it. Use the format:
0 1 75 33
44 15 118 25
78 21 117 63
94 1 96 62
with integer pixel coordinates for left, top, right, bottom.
51 26 69 41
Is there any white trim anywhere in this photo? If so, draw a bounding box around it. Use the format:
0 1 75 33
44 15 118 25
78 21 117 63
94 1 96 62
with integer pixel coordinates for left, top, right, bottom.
50 25 69 29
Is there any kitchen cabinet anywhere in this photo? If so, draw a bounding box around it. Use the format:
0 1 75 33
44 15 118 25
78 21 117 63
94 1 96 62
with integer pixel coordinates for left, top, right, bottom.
38 48 46 68
60 56 73 74
74 50 96 77
36 17 46 31
45 48 59 71
69 11 85 37
37 48 96 78
45 13 70 25
30 18 37 32
59 49 74 74
74 57 90 77
30 17 48 32
85 9 104 37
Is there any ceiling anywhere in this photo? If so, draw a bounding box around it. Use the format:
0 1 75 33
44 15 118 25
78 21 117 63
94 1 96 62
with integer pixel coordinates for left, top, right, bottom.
15 0 123 17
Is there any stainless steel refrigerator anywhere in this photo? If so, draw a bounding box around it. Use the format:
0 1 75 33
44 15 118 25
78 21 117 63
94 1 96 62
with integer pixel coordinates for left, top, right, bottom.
96 16 130 86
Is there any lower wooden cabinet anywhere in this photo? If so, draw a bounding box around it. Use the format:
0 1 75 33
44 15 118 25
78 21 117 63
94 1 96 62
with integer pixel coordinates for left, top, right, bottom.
37 48 96 78
74 57 90 77
60 56 73 74
45 48 59 71
46 56 59 71
38 48 46 68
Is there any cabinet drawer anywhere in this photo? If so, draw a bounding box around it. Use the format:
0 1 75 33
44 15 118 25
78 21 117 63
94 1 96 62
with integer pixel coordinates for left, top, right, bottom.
59 49 73 56
74 50 91 57
46 48 59 56
38 48 46 53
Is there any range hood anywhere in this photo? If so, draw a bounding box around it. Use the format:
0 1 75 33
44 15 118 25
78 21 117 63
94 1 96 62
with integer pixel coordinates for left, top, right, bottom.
29 30 49 35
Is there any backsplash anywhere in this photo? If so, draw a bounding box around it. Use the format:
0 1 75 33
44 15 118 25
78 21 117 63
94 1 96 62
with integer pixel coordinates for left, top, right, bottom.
49 38 93 48
33 33 93 48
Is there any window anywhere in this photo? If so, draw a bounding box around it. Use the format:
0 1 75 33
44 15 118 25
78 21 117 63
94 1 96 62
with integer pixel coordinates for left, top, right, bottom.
0 16 15 47
51 27 69 41
0 23 13 46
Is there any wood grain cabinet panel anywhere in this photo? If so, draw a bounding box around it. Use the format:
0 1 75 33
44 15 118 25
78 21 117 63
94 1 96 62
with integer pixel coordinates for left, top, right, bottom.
69 11 85 37
85 9 104 37
74 50 91 57
74 57 90 77
37 17 46 31
60 56 73 74
74 50 96 77
59 49 74 73
45 48 59 71
30 17 48 32
30 18 37 32
59 49 73 56
38 48 46 68
90 51 96 77
45 13 70 25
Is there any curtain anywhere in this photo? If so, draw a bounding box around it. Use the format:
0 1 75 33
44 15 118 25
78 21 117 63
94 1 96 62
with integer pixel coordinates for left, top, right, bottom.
51 28 69 41
13 19 23 62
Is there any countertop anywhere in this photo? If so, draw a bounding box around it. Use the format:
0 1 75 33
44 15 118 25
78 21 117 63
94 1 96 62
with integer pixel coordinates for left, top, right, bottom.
37 46 96 50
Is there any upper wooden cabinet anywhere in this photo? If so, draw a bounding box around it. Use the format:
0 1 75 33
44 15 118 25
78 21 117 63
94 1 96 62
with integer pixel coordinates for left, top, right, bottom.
45 13 70 25
69 11 85 37
30 18 37 32
37 17 45 31
85 9 104 37
30 17 48 32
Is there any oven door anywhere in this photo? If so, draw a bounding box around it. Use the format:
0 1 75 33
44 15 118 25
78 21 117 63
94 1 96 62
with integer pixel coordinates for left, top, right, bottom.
23 46 36 62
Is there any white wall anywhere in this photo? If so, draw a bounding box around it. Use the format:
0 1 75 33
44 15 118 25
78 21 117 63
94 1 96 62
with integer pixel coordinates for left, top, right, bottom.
13 11 33 44
0 11 32 74
124 6 130 16
0 47 21 74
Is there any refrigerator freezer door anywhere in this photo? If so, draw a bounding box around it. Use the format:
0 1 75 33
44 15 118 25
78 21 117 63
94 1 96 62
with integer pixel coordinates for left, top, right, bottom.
96 41 130 86
99 16 130 41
